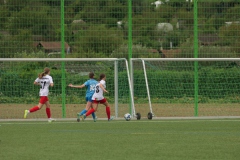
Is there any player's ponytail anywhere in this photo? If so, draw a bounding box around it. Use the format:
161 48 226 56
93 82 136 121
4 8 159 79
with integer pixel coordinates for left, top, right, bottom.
38 67 50 78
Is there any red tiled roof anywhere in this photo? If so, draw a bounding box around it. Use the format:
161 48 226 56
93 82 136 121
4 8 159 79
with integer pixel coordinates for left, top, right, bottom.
35 41 70 50
198 34 219 45
39 42 69 49
161 49 181 58
148 49 159 53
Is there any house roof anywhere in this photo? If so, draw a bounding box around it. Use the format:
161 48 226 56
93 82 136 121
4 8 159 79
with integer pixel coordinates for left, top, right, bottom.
161 49 181 58
72 30 79 34
72 19 86 24
198 34 219 45
0 30 10 36
148 49 159 53
35 41 70 50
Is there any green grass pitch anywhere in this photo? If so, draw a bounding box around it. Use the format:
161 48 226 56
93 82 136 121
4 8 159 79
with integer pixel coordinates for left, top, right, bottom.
0 119 240 160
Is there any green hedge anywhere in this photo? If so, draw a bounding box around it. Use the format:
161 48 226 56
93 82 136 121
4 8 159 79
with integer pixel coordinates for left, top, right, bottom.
0 66 239 103
136 67 240 100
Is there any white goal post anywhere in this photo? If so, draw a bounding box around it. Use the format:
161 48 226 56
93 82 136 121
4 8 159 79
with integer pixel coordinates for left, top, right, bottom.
130 58 240 118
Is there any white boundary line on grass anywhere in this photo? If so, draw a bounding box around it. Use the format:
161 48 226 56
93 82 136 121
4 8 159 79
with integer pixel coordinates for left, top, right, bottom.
1 116 240 122
1 119 240 126
0 116 240 125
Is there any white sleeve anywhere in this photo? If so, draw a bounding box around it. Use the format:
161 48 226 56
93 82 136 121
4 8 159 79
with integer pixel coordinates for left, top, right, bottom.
100 80 106 88
49 76 53 83
35 77 40 83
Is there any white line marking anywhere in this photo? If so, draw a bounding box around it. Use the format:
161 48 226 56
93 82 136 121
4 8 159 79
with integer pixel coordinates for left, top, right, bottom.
0 119 240 125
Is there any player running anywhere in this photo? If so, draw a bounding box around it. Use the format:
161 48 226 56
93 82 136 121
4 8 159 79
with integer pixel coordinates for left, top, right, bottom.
68 72 98 122
82 73 114 121
24 67 55 123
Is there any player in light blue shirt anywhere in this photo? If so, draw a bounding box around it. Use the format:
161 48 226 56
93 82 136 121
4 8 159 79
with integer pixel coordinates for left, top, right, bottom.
84 78 98 100
68 72 98 122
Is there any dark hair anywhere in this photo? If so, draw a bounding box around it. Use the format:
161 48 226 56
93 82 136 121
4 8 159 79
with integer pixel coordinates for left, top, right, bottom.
99 73 105 81
38 67 50 79
89 72 94 78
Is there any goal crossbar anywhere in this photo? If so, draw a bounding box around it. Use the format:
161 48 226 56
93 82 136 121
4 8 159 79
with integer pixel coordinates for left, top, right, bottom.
131 58 240 61
0 58 127 62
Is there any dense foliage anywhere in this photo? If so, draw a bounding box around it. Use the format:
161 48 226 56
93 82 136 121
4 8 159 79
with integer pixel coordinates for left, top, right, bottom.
1 0 240 104
0 0 240 58
1 63 239 103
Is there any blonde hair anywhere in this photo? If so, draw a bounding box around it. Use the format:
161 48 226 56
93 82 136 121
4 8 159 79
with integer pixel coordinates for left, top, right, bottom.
38 67 50 78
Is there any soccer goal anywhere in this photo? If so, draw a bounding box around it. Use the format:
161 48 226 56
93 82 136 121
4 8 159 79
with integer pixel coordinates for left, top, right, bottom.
0 58 134 120
130 58 240 118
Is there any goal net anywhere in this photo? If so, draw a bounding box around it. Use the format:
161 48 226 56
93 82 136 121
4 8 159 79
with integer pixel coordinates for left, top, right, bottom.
131 58 240 118
0 58 134 120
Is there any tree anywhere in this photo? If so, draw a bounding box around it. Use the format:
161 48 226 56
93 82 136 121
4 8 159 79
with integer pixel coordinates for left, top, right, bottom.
0 29 34 57
74 25 124 56
6 0 29 12
0 5 9 29
76 0 127 28
224 4 240 21
110 44 161 59
7 3 60 41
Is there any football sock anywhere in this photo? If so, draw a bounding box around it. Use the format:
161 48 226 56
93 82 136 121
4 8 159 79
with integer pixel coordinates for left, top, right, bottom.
92 112 96 119
29 106 39 113
79 109 87 116
106 106 110 120
46 107 51 118
86 108 95 116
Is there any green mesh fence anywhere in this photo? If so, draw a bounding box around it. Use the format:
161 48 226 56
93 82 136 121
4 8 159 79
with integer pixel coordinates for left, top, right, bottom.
1 1 240 58
131 58 240 117
1 0 240 119
0 59 131 119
